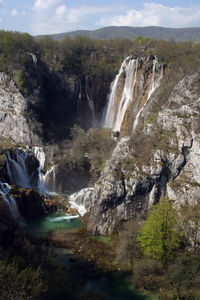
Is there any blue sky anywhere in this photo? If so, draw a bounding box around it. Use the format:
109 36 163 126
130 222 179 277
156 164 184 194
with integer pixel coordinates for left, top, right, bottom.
1 0 200 35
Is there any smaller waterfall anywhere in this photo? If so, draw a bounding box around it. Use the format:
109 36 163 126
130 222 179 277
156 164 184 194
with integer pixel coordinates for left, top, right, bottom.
0 181 20 219
33 147 45 193
68 188 94 217
77 83 82 111
33 147 56 194
6 147 56 194
6 149 32 188
85 76 95 125
132 59 163 132
147 57 163 100
44 166 56 192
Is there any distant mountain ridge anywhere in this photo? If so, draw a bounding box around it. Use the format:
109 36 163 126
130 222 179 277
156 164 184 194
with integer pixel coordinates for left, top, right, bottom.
36 26 200 41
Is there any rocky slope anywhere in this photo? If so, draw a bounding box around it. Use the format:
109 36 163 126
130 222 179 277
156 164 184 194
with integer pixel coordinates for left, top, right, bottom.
87 72 200 234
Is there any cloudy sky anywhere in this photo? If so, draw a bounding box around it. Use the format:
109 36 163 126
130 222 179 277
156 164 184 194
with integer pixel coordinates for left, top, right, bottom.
1 0 200 36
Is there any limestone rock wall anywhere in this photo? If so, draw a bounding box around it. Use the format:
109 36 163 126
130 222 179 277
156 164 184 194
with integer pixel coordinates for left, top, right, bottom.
0 73 42 145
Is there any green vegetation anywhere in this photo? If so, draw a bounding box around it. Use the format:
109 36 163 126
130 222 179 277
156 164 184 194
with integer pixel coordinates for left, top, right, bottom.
68 126 116 170
0 31 40 73
1 30 200 299
138 198 182 265
14 69 25 92
1 30 200 143
40 26 200 42
114 199 200 299
0 260 46 300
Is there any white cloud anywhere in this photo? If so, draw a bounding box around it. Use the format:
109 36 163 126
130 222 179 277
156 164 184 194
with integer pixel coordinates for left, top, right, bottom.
22 10 27 16
98 3 200 28
31 5 118 35
56 5 67 17
11 9 18 17
0 18 2 23
31 2 200 36
33 0 63 11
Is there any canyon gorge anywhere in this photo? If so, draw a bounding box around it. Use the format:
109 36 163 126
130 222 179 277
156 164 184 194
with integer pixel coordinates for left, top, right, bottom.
1 32 200 299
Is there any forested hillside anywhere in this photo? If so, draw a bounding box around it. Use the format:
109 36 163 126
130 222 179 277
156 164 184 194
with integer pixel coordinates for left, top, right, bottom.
36 26 200 42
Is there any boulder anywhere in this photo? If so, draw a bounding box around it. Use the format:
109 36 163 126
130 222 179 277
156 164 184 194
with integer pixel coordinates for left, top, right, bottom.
10 186 45 219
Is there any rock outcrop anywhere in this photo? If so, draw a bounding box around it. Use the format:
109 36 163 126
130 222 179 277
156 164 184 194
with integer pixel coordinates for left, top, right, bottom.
0 73 42 145
10 186 45 219
87 72 200 235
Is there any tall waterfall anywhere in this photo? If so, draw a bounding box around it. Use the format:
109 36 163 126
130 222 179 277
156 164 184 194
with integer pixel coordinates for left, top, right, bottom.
104 56 138 132
0 181 20 219
103 55 163 134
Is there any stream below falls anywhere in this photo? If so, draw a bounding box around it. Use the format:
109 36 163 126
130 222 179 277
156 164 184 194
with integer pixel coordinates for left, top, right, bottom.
25 212 159 300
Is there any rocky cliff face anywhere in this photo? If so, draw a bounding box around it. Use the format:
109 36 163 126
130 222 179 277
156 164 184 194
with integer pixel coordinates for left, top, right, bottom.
0 73 42 145
87 72 200 235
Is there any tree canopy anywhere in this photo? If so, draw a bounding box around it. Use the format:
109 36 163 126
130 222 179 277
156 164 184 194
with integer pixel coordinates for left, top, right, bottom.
138 198 182 265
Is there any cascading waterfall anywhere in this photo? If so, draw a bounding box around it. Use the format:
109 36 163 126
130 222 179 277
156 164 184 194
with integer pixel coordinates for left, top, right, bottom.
104 55 164 134
104 56 138 132
6 146 56 194
68 188 94 217
0 181 20 219
147 56 163 100
33 147 56 193
132 58 163 132
33 146 46 192
6 149 32 188
43 166 56 192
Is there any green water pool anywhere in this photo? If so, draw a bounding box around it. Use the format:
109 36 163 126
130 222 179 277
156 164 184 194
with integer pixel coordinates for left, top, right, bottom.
25 212 160 300
25 212 83 237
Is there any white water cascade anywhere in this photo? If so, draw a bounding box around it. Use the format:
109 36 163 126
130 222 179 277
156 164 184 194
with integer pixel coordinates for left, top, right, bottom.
6 147 56 194
6 149 32 188
132 58 163 132
0 181 20 219
104 56 138 132
68 188 94 217
33 147 56 194
44 166 56 192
